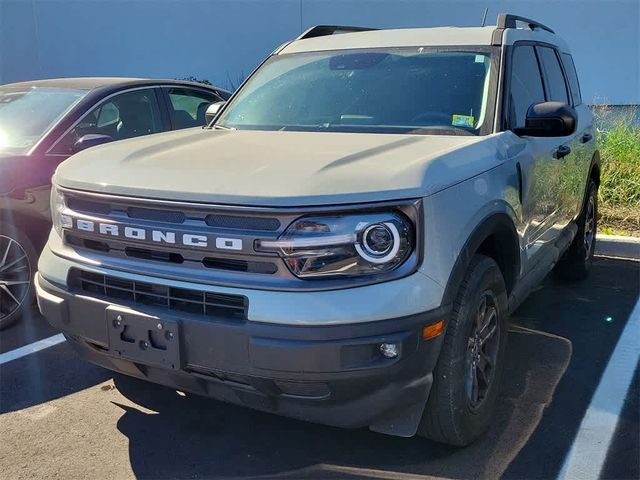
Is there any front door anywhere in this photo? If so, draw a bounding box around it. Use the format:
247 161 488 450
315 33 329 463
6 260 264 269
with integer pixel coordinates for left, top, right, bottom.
507 44 564 262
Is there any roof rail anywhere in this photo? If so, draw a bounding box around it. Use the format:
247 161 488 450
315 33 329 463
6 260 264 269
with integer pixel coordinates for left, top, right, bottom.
496 13 555 34
297 25 377 41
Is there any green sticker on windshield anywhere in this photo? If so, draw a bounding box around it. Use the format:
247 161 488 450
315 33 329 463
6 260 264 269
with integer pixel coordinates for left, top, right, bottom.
452 114 475 128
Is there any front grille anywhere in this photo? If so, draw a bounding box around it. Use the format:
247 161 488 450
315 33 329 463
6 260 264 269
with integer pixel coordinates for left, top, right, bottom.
60 190 299 286
65 233 279 275
69 269 247 320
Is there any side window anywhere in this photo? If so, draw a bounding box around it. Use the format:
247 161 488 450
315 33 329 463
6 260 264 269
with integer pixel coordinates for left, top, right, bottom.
561 53 582 105
509 45 546 129
537 47 570 104
96 103 119 128
166 88 221 129
52 89 162 154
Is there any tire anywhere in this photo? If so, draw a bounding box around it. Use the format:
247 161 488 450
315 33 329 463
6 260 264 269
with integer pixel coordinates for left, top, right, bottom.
554 179 598 282
0 222 37 330
418 255 508 446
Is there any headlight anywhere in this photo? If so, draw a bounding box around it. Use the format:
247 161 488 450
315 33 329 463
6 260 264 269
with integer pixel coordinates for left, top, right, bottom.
256 212 415 279
50 186 72 236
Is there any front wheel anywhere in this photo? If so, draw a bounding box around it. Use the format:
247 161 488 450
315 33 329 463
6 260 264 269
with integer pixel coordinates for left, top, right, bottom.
555 179 598 281
418 255 508 446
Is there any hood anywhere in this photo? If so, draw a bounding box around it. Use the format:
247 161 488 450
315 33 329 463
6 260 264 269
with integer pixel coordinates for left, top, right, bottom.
54 128 506 206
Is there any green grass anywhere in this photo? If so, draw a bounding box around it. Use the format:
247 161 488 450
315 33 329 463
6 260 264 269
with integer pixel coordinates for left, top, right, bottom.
593 105 640 236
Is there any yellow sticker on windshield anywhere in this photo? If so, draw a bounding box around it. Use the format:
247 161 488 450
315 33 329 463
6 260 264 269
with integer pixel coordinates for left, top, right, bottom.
452 114 475 128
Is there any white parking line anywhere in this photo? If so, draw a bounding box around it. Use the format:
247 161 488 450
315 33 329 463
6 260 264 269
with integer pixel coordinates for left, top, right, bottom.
558 297 640 480
0 334 66 365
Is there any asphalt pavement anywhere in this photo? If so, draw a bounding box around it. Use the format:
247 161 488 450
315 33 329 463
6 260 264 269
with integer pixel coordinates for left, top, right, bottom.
0 256 638 480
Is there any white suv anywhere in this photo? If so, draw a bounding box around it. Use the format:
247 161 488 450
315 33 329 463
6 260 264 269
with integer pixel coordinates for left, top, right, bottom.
37 13 598 445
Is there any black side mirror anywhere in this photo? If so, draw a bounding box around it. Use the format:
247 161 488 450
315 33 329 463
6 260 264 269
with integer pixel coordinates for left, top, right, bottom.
514 101 577 137
205 101 226 125
73 134 113 153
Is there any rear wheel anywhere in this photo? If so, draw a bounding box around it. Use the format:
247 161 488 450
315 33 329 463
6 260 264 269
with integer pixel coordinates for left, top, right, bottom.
0 224 37 330
555 179 598 281
418 255 508 446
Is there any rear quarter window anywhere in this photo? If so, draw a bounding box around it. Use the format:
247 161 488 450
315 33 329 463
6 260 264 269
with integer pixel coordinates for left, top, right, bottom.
561 53 582 106
536 47 570 104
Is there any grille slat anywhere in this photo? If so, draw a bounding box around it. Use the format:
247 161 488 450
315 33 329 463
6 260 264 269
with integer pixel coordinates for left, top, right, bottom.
69 269 247 320
205 214 280 231
66 198 111 215
127 207 186 224
65 194 280 231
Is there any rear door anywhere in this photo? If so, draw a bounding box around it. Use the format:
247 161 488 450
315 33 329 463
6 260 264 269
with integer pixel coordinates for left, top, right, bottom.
558 51 595 223
536 46 590 228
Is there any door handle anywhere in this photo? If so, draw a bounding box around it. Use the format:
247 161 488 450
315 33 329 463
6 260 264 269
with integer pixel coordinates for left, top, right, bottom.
580 133 593 143
554 145 571 159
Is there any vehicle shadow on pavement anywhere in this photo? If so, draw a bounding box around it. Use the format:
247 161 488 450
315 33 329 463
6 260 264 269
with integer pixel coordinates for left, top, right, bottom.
0 305 58 354
113 326 571 480
0 341 111 415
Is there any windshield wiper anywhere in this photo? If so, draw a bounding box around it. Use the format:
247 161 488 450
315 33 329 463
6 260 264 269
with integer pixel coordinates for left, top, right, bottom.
408 126 475 136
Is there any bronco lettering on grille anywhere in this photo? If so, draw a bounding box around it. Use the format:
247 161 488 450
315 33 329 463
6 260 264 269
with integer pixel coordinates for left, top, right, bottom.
69 218 243 251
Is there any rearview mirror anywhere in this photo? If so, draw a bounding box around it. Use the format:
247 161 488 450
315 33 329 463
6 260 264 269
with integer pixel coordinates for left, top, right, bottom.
513 101 577 137
73 134 113 153
205 101 226 125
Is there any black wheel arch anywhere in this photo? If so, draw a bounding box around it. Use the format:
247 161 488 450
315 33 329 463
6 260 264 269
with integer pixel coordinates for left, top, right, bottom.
585 150 602 186
573 150 601 222
442 213 521 306
588 150 601 189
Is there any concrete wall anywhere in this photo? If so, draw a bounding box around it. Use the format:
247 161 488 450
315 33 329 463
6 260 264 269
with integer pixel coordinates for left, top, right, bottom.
1 0 638 105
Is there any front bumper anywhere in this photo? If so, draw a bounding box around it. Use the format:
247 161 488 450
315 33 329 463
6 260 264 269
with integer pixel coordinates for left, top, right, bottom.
36 273 449 436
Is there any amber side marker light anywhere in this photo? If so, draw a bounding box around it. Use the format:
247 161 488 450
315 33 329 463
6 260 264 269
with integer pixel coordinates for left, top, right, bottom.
423 320 445 340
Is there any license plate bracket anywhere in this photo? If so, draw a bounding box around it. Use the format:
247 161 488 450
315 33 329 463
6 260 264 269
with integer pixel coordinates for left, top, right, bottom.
106 306 181 370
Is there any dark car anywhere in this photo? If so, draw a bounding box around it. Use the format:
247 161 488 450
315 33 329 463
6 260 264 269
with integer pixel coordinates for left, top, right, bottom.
0 77 230 328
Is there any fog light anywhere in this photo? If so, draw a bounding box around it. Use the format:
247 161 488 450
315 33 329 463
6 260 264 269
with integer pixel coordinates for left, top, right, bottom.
379 342 399 359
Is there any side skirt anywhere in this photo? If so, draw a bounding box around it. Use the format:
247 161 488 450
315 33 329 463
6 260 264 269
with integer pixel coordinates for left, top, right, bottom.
508 223 577 314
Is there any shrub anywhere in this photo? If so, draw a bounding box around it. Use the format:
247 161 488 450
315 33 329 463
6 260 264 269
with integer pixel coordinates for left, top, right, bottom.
593 105 640 235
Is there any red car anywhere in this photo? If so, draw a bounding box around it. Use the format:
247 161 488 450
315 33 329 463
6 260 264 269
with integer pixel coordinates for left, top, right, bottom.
0 77 230 328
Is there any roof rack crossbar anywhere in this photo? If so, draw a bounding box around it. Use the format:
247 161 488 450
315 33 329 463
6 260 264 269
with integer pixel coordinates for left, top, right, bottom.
297 25 378 41
496 13 555 34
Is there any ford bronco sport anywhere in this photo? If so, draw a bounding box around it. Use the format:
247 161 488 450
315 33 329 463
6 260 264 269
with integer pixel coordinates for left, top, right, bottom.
36 14 599 446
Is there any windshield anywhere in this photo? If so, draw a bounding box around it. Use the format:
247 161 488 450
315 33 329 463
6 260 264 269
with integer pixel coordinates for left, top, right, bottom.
0 86 88 154
217 47 494 135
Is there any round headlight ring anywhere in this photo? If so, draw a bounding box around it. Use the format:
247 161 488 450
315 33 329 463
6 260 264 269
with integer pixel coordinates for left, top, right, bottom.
362 223 394 256
355 222 401 264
